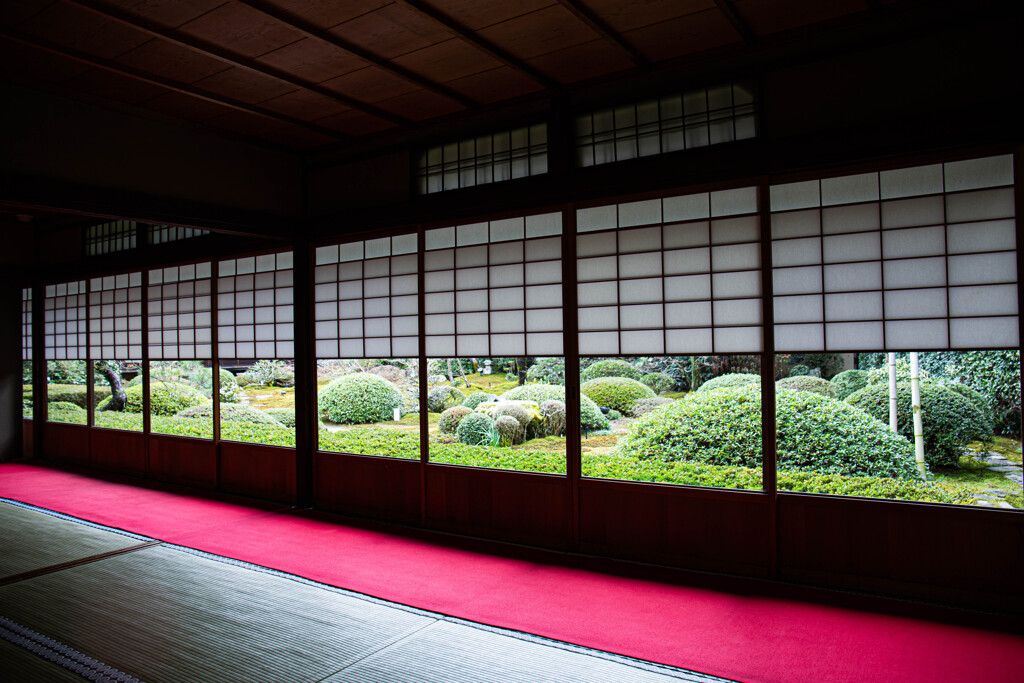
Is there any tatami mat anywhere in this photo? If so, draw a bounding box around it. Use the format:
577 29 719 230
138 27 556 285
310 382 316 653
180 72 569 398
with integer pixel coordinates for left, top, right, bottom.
0 638 86 683
0 501 146 580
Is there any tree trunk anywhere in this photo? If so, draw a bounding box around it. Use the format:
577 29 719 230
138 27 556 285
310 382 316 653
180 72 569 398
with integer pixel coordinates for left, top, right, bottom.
445 358 455 383
887 352 898 432
515 357 529 385
96 362 127 411
909 352 927 479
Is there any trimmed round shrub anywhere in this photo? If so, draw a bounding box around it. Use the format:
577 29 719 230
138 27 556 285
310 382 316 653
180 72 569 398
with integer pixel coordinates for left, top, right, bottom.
46 384 110 409
486 401 535 430
776 376 837 398
427 385 466 413
539 400 566 437
262 407 297 427
616 385 919 479
238 360 295 388
176 403 283 425
788 364 811 377
367 364 406 384
580 359 643 383
456 411 495 446
493 415 520 446
944 382 992 423
640 372 675 394
830 369 869 400
462 391 492 410
845 380 991 467
867 359 929 386
189 367 241 403
580 377 656 414
439 405 472 434
318 373 404 424
98 381 207 416
695 373 760 393
48 401 85 413
525 357 564 385
500 383 608 431
631 397 674 418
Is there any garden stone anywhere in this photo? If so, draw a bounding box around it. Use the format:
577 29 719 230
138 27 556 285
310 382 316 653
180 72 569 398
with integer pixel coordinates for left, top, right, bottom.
1004 473 1023 486
983 489 1008 496
986 465 1021 473
972 494 997 501
976 501 996 507
997 502 1015 509
988 452 1008 459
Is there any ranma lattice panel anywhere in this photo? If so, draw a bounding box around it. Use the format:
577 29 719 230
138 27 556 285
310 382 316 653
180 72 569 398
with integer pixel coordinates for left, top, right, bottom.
217 252 295 358
44 281 88 360
88 273 143 359
147 263 213 360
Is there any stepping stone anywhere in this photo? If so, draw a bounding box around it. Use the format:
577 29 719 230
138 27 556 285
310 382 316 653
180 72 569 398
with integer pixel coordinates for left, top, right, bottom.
977 501 996 507
1005 474 1023 486
987 453 1008 460
987 465 1022 472
998 502 1015 509
984 489 1009 496
972 494 997 501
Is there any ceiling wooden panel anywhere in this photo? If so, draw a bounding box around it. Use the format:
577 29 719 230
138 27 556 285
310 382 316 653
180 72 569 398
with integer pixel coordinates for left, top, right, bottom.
258 88 350 120
116 38 230 84
476 4 598 60
321 65 420 103
624 7 740 62
582 0 715 33
20 1 152 60
425 0 555 31
0 35 91 83
177 2 304 59
391 37 501 83
314 109 397 136
375 87 464 120
328 3 451 59
204 108 287 136
1 0 58 26
192 65 297 104
267 0 391 29
139 90 230 120
63 66 168 103
734 0 870 36
255 37 366 83
257 121 338 148
525 36 635 84
101 0 226 29
445 64 543 103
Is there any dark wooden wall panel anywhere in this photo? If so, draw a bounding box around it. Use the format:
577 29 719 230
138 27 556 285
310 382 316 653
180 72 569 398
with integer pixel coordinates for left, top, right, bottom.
578 480 772 577
220 441 296 504
89 428 145 476
22 420 32 459
778 494 1024 613
41 422 90 465
147 435 216 488
315 452 420 525
425 465 571 549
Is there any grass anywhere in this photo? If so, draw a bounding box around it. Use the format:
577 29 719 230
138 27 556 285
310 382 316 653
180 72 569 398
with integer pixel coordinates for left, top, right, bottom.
240 385 295 409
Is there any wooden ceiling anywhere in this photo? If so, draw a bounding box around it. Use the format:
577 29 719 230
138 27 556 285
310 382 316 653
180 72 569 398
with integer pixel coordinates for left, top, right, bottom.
0 0 878 150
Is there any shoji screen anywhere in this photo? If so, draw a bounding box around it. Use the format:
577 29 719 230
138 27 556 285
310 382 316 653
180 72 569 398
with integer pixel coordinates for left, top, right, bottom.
771 155 1017 350
44 280 88 360
147 263 213 359
217 252 295 358
22 288 32 361
423 213 563 357
576 188 762 354
314 234 419 358
88 273 143 359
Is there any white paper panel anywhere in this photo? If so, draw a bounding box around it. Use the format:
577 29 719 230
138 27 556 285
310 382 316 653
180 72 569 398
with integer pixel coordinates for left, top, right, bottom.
456 289 488 311
665 300 712 327
458 312 489 333
426 336 454 357
711 216 758 244
825 321 883 349
619 304 663 329
821 172 878 206
526 237 561 261
946 188 1015 223
392 337 418 356
490 217 525 242
579 331 619 354
665 274 712 300
490 333 525 355
664 247 710 275
714 326 761 352
577 232 617 257
456 245 488 268
950 316 1019 348
881 196 944 229
577 205 618 232
771 210 820 239
621 330 663 354
526 212 562 238
578 256 617 281
666 328 713 353
455 267 487 290
944 155 1013 192
949 284 1018 317
663 193 710 222
881 226 945 259
619 278 663 303
713 299 761 326
880 164 943 199
490 264 524 287
710 187 757 216
619 226 662 254
774 323 824 351
663 221 709 248
772 237 820 267
619 253 662 278
774 295 823 323
490 287 525 309
946 220 1016 254
883 288 947 319
425 249 454 270
948 252 1017 285
712 271 760 299
619 199 662 227
885 319 948 349
821 204 879 236
527 332 562 354
490 241 524 264
526 308 562 331
882 257 946 289
712 243 759 271
774 266 823 295
425 314 455 335
525 261 562 284
770 180 819 211
822 232 881 263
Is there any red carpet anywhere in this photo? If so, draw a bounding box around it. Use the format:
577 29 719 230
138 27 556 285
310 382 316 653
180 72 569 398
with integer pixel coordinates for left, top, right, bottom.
2 462 1022 683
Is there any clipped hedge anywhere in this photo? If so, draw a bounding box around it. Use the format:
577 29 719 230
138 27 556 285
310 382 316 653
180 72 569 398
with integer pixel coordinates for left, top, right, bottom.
694 373 760 393
776 376 837 398
262 407 298 427
500 383 608 431
830 369 869 400
438 406 472 434
46 384 111 409
456 411 495 446
462 391 492 410
580 377 656 414
631 397 675 418
176 403 283 426
845 380 991 467
189 368 242 403
318 373 404 424
97 381 207 416
580 359 643 383
616 385 920 479
427 385 466 413
640 372 675 394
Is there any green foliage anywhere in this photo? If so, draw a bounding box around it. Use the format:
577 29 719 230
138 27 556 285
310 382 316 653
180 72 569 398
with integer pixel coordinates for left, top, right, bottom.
630 397 675 418
318 427 421 458
606 409 622 420
640 372 675 394
525 357 565 384
616 385 920 479
539 400 566 437
493 415 521 446
694 373 760 393
238 360 294 388
944 382 993 424
456 411 496 446
788 364 811 377
484 401 535 430
48 401 85 413
846 380 991 467
438 405 472 434
781 353 844 379
581 376 656 414
500 383 608 431
866 358 928 386
318 373 404 424
189 367 242 403
46 361 88 385
101 381 207 416
262 407 297 427
776 375 837 398
462 391 492 410
427 385 466 413
830 369 869 400
46 384 111 409
580 359 643 383
47 402 86 424
176 402 283 426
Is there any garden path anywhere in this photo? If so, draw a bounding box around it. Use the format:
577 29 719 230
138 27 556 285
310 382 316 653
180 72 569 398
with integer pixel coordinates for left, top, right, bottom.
969 452 1023 508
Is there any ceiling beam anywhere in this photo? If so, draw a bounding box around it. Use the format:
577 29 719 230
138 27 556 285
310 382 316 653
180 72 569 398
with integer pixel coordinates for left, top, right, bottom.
393 0 560 90
554 0 649 68
231 0 479 109
713 0 755 44
66 0 410 126
0 27 351 142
